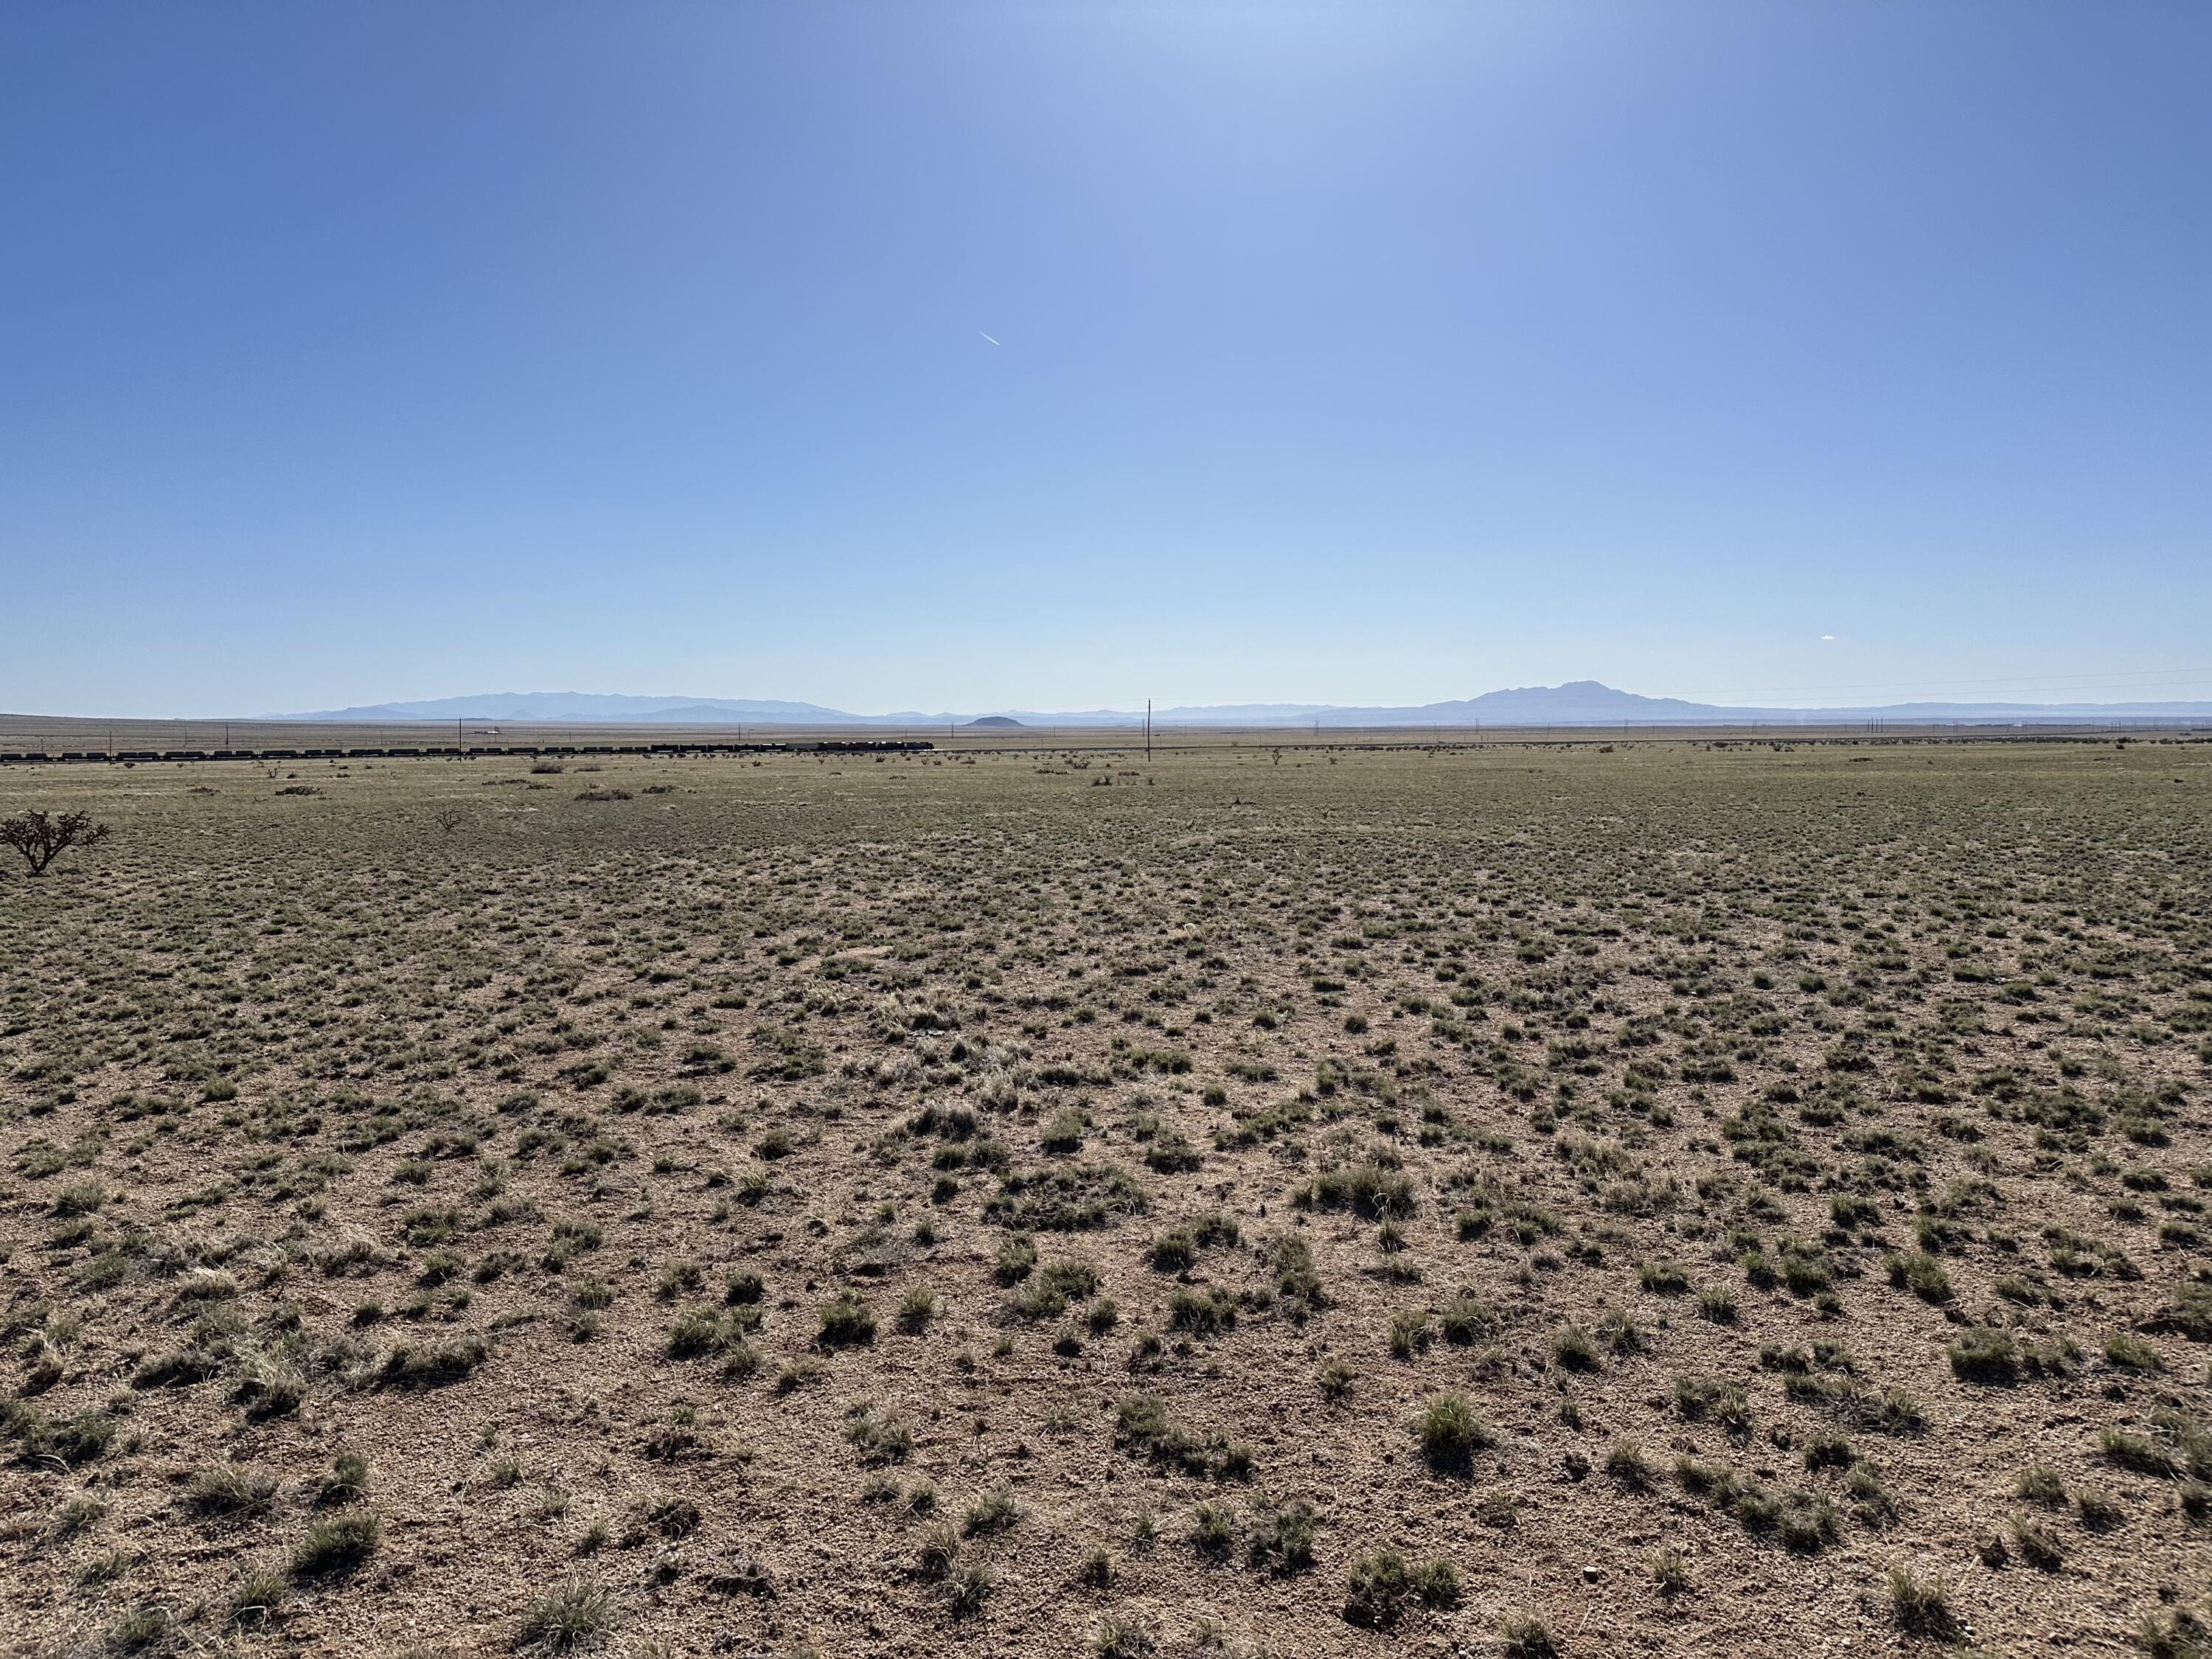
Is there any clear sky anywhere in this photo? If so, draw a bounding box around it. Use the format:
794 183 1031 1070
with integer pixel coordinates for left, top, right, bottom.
4 2 2208 717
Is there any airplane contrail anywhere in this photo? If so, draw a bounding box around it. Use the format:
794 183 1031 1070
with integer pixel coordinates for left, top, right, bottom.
978 331 1000 346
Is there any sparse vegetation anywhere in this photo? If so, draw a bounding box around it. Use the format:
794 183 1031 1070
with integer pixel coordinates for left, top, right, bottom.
0 740 2202 1653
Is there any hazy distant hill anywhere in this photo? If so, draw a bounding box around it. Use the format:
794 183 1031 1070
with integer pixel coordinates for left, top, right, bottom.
275 681 2212 727
279 692 860 723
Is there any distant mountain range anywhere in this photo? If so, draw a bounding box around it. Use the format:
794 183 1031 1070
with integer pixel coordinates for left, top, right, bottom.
275 681 2212 728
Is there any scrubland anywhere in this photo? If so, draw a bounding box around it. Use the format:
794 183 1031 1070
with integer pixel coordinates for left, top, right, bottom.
1 739 2208 1658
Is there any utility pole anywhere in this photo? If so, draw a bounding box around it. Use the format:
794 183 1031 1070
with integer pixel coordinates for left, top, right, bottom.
1146 699 1152 762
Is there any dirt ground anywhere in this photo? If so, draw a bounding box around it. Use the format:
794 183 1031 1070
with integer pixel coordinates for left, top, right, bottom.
1 738 2207 1658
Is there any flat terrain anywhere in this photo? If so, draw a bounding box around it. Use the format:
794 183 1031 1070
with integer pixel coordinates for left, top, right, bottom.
1 740 2208 1658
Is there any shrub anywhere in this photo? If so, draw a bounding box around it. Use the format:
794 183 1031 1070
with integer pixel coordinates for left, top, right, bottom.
1 810 110 876
2011 1514 2065 1571
913 1521 959 1581
1093 1615 1158 1659
1191 1499 1238 1560
1248 1500 1316 1575
1148 1228 1198 1272
1500 1615 1562 1658
1637 1259 1689 1294
318 1451 370 1506
1295 1161 1416 1220
1888 1565 1959 1640
1604 1438 1655 1490
2101 1427 2178 1478
668 1307 745 1358
102 1605 171 1655
2105 1332 2163 1373
898 1286 937 1332
1009 1258 1101 1321
1438 1292 1488 1344
845 1407 914 1464
1552 1325 1601 1371
994 1235 1038 1284
1411 1557 1462 1610
962 1486 1020 1536
227 1569 287 1629
291 1509 381 1579
941 1562 992 1617
1696 1286 1739 1324
1947 1328 2020 1384
189 1461 277 1515
515 1578 615 1652
1389 1307 1433 1359
1166 1287 1236 1338
2133 1609 2212 1659
1343 1548 1413 1629
1417 1391 1492 1475
818 1293 877 1348
378 1333 490 1388
2076 1486 2126 1531
1884 1251 1953 1304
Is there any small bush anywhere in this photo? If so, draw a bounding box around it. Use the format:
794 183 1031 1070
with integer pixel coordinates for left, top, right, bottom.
2011 1514 2065 1572
1888 1564 1959 1641
818 1293 877 1348
1885 1251 1954 1304
1417 1391 1492 1474
1093 1614 1158 1659
1500 1615 1562 1658
1343 1548 1413 1629
846 1406 914 1464
913 1520 959 1580
515 1578 615 1652
897 1285 937 1332
189 1461 277 1515
941 1562 992 1618
1248 1499 1317 1576
667 1306 745 1358
378 1333 489 1388
1411 1557 1462 1610
1191 1499 1238 1560
1552 1325 1601 1371
1947 1328 2019 1384
2133 1608 2211 1659
317 1451 370 1506
2105 1332 2163 1373
102 1605 172 1655
291 1509 381 1579
228 1569 288 1629
994 1235 1038 1284
1604 1438 1655 1491
962 1485 1020 1536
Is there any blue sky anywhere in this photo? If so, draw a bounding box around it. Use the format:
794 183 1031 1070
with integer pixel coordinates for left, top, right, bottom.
4 2 2208 717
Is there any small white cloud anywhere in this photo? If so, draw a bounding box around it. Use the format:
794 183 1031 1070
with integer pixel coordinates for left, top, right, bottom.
1820 634 1835 641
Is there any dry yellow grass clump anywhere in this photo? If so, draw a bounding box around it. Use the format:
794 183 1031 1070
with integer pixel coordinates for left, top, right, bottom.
0 738 2208 1657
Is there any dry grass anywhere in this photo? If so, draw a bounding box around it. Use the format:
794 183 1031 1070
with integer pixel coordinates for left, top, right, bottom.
1 737 2208 1654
